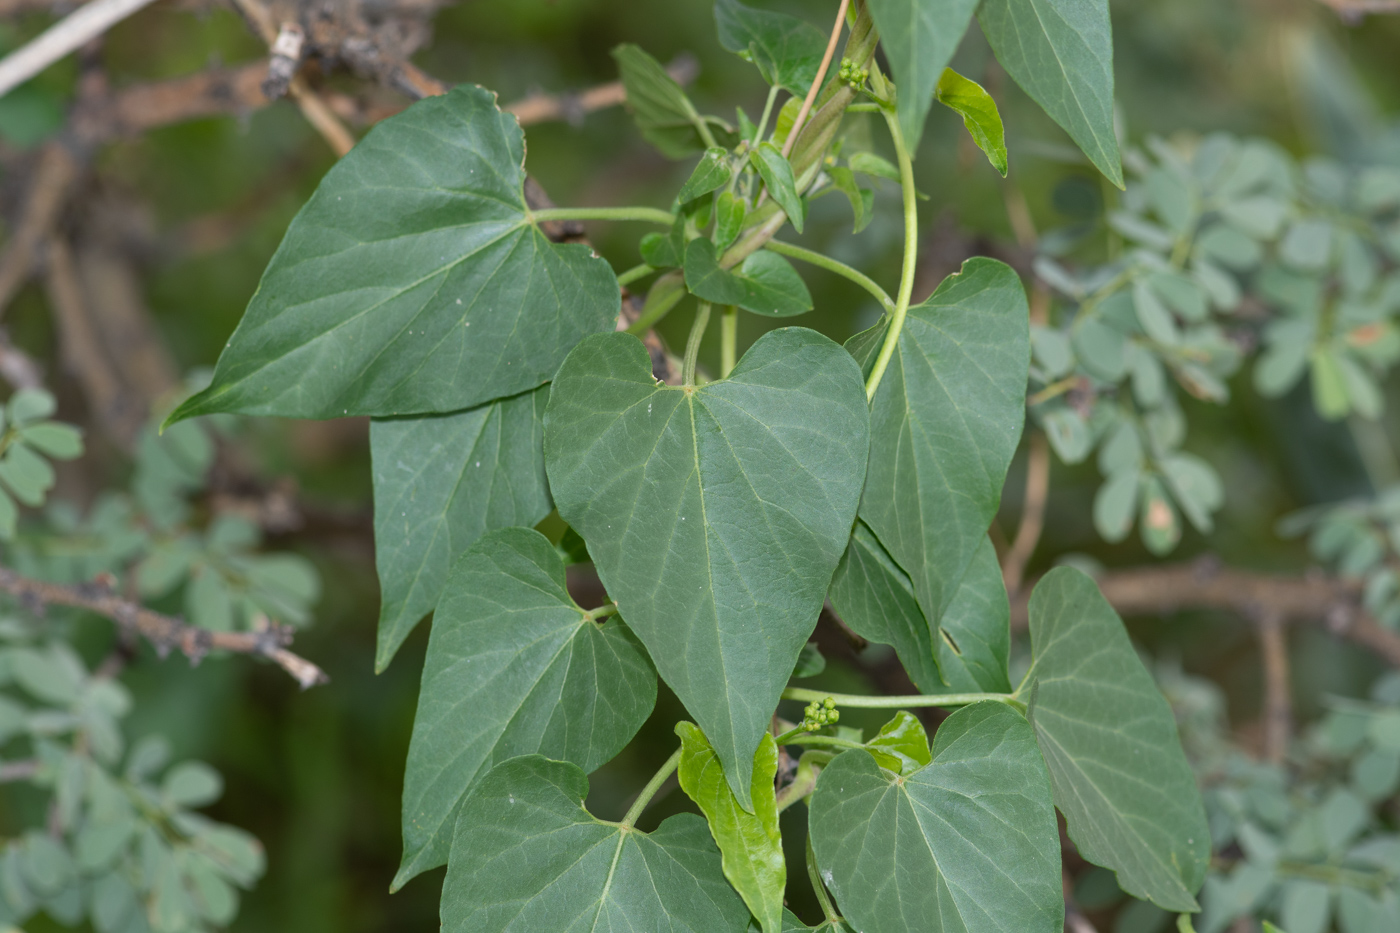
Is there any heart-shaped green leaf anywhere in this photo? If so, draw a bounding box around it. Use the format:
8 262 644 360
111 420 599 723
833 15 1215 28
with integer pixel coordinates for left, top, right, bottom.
684 239 813 317
544 328 869 807
808 702 1064 933
1019 567 1210 911
830 524 1011 694
865 711 931 775
397 528 656 889
715 0 828 94
678 148 734 204
935 69 1007 176
613 44 731 159
978 0 1123 187
676 724 784 932
851 258 1029 624
370 386 552 671
867 0 980 150
167 84 618 425
442 756 752 931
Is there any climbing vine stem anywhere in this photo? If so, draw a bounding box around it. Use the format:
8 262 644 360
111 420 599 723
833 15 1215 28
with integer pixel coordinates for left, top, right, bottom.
863 100 919 402
683 302 712 387
720 306 737 378
781 686 1025 713
620 748 681 830
531 206 676 227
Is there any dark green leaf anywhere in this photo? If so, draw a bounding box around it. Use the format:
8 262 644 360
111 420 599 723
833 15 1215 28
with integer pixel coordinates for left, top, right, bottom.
545 329 869 807
935 68 1008 175
750 142 806 232
370 387 552 670
809 702 1064 933
1019 567 1210 911
851 258 1029 622
613 44 719 158
715 0 828 94
441 756 753 931
640 220 687 268
684 238 813 317
934 537 1013 694
865 710 931 775
978 0 1122 186
792 642 826 679
867 0 980 150
677 724 785 933
166 85 618 423
715 191 747 251
678 148 733 203
395 528 656 888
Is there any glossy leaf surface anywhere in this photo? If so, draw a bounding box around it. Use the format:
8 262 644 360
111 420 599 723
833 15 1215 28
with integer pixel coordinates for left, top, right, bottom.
169 85 618 424
808 703 1063 933
544 328 869 807
370 387 551 670
442 756 752 932
397 529 655 888
676 724 784 932
935 69 1008 176
1019 567 1210 911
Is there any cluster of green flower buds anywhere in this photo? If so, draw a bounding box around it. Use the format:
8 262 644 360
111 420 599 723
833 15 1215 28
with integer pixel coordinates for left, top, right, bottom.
837 58 868 90
800 696 840 731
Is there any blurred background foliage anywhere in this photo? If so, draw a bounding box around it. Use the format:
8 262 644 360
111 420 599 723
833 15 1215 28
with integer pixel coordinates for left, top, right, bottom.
1 0 1399 931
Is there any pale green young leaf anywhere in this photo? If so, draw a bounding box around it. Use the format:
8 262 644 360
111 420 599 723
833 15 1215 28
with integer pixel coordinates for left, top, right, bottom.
828 166 873 234
851 258 1029 623
978 0 1123 187
1094 468 1140 543
370 387 552 670
808 703 1064 933
18 423 82 460
441 756 753 932
678 148 733 204
166 85 618 424
867 0 980 149
750 143 805 232
715 0 827 94
676 724 785 933
684 239 813 317
395 528 656 889
865 711 931 775
544 329 869 808
935 68 1008 175
1019 567 1210 911
847 151 901 183
1310 348 1350 420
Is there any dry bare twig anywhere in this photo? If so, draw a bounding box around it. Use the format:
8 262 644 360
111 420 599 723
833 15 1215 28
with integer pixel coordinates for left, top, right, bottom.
1255 609 1292 763
0 565 329 688
0 0 163 97
1002 430 1049 598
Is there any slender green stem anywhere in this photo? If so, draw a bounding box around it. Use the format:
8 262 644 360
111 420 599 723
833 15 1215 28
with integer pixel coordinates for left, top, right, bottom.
765 239 894 313
583 601 618 622
782 686 1025 712
531 206 676 226
720 306 737 378
846 102 882 113
864 104 920 402
621 748 681 829
683 303 712 387
773 725 808 746
754 84 780 145
774 767 817 814
616 263 654 288
807 834 841 925
782 734 866 752
625 272 686 335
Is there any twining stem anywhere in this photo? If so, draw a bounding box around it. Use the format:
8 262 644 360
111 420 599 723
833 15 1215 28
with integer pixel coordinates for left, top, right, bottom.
765 239 894 313
531 206 676 227
782 734 865 752
683 302 712 386
782 0 851 159
753 83 780 145
807 834 841 925
863 102 919 402
621 748 682 830
616 263 654 288
782 686 1025 712
720 306 737 378
774 763 817 814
